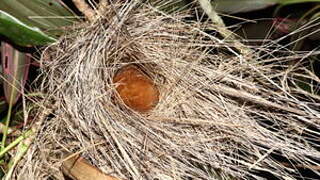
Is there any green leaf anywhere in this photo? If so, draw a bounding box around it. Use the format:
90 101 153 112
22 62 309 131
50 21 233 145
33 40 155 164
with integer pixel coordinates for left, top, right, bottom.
1 42 30 105
212 0 320 14
211 0 278 14
0 0 76 37
279 0 320 5
0 0 77 46
0 10 56 46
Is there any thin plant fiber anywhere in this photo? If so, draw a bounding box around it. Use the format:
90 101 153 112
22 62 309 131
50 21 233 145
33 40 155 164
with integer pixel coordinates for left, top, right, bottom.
14 1 320 180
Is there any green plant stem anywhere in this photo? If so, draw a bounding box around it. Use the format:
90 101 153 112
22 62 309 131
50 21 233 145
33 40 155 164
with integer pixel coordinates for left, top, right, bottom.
0 122 14 134
1 94 14 150
26 92 45 97
13 103 38 120
0 129 33 158
4 132 32 180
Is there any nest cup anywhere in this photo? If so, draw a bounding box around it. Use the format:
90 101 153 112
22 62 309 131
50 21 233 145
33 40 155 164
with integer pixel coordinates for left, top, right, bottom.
14 1 320 180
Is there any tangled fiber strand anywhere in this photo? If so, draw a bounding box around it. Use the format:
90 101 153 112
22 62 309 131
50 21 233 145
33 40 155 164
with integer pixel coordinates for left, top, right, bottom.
14 1 320 180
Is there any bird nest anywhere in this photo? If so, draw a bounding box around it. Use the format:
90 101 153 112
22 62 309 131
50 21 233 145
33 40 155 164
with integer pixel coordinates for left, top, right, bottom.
14 1 320 180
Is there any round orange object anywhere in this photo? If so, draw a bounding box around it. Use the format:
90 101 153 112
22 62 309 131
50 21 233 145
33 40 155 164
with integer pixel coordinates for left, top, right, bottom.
113 65 159 113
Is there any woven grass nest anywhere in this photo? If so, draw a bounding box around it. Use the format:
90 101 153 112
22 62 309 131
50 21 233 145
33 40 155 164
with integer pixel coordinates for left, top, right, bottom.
14 1 320 180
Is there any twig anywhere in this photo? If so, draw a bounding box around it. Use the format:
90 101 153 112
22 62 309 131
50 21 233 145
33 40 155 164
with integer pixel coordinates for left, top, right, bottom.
213 84 307 116
97 0 109 16
0 130 33 159
72 0 96 22
1 85 15 150
3 102 58 179
197 0 252 55
4 130 33 180
62 154 120 180
281 162 320 171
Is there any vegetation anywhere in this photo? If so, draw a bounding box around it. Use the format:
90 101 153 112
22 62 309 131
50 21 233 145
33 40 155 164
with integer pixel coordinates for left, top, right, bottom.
0 0 319 179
